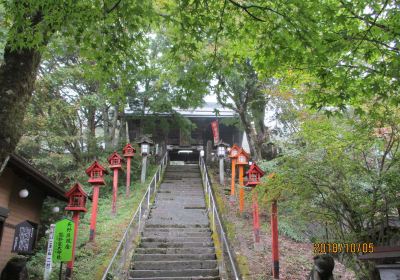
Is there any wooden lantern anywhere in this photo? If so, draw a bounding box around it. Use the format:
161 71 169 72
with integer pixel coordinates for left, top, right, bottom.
246 163 265 187
64 183 87 278
108 151 124 169
236 148 250 165
229 144 241 197
228 144 241 159
122 143 136 197
85 161 108 185
236 148 250 213
123 143 136 158
65 183 88 213
137 136 154 156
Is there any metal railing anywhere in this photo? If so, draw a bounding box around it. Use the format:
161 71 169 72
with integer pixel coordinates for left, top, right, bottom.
102 152 169 280
199 156 240 280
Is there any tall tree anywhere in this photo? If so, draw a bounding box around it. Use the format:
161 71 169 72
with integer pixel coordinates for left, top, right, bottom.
215 59 271 160
0 0 154 171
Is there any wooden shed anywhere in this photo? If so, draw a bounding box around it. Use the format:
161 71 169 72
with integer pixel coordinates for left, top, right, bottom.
125 102 243 148
0 154 67 272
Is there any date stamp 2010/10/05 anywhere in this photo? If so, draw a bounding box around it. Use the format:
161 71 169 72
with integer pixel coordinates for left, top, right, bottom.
313 243 374 254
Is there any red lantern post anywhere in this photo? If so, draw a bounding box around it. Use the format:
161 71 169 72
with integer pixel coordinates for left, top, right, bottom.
122 143 136 197
108 151 124 215
228 144 240 197
85 161 108 242
65 183 88 279
246 162 265 243
236 148 250 213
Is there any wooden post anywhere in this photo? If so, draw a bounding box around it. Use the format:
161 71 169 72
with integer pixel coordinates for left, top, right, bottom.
89 185 99 241
112 168 118 215
141 155 147 183
65 212 79 279
219 157 224 185
230 158 236 196
252 191 260 243
271 200 279 279
126 156 131 197
239 165 244 212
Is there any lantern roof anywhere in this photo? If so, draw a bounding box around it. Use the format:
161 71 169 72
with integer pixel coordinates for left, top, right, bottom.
228 144 241 158
85 161 108 176
65 182 88 198
122 143 136 154
246 163 265 176
136 135 154 145
107 151 125 163
230 144 240 152
237 148 250 159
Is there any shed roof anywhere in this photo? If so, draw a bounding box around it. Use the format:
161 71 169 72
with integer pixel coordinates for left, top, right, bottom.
3 154 67 201
125 102 236 118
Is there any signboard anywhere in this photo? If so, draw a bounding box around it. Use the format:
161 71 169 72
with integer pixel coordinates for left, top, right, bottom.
44 224 55 280
12 220 37 254
52 219 74 262
211 120 219 145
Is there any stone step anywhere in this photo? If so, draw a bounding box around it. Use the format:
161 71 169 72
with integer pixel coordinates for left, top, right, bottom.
157 189 204 193
133 254 216 261
130 268 220 278
129 164 219 279
163 179 202 183
145 223 210 228
141 237 212 243
129 276 220 280
135 247 215 255
142 231 211 238
145 224 209 229
132 260 218 270
143 227 211 233
166 168 199 172
156 194 204 199
139 241 214 248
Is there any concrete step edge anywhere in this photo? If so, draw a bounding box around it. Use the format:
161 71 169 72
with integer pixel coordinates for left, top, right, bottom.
133 254 216 260
129 277 220 280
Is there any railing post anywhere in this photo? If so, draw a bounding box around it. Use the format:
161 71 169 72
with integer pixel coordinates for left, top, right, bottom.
212 204 215 232
138 204 142 235
220 230 225 272
147 188 150 209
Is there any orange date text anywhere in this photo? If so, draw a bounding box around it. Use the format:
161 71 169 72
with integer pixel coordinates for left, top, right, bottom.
313 243 374 254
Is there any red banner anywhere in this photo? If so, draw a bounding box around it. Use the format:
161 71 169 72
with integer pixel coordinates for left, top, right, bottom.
211 120 219 145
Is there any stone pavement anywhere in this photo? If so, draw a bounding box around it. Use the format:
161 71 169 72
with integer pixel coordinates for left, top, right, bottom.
129 164 220 280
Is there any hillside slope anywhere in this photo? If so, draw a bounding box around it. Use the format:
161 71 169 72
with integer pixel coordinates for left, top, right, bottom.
209 169 356 280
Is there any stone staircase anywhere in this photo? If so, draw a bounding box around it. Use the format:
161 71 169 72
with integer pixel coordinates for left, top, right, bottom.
129 164 220 280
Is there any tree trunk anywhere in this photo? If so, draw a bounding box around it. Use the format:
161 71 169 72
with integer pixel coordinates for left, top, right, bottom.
239 111 262 160
119 112 127 145
86 106 97 160
102 105 111 151
110 105 119 149
0 46 41 173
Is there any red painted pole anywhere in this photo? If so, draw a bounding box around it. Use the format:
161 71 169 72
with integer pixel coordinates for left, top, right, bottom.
252 192 260 243
89 185 99 241
271 200 279 279
231 158 236 196
239 165 244 212
112 168 118 215
126 157 131 197
66 212 80 278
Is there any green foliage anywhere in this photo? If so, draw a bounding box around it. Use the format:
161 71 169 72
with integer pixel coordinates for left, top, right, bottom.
257 110 400 276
